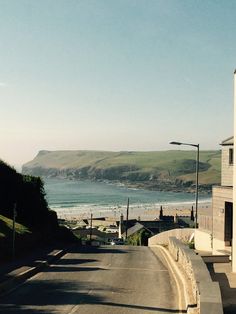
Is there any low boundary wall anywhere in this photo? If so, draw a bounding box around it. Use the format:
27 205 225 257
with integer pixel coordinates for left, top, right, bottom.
168 237 223 314
148 228 194 246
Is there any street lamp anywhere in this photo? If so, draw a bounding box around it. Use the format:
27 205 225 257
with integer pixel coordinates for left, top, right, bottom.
169 141 199 228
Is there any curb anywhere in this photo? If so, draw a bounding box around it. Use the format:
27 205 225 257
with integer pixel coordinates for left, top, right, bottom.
150 245 190 313
0 249 66 296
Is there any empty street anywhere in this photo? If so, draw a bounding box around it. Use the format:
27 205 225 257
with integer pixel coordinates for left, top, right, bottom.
0 246 180 314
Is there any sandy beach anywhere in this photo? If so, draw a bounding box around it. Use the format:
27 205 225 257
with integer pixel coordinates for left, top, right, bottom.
54 199 211 221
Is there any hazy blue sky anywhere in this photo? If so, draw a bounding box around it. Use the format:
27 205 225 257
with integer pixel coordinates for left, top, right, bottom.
0 0 235 166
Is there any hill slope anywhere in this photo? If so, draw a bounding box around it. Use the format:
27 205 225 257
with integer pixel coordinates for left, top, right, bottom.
22 150 221 192
0 214 30 239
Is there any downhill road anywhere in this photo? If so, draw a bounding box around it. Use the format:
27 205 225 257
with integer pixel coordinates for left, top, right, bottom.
0 245 180 314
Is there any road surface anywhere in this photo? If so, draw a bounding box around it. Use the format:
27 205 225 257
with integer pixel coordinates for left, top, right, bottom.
0 245 180 314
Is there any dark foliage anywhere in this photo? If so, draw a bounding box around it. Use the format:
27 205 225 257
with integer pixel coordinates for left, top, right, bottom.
0 160 79 260
0 160 58 230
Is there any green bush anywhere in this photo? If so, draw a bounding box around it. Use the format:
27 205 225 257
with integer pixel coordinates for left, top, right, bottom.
127 229 151 246
188 241 195 249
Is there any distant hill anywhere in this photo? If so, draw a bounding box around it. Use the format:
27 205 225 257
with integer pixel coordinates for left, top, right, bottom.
22 150 221 193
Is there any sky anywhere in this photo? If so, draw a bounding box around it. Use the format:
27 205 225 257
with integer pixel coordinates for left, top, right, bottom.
0 0 235 167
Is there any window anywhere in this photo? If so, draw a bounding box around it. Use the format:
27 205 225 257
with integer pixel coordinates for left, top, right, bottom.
229 148 233 165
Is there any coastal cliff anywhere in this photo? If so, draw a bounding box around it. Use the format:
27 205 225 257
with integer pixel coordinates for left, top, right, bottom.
22 150 221 193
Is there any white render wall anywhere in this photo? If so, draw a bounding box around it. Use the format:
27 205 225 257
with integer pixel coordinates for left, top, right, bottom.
195 229 212 252
212 238 230 255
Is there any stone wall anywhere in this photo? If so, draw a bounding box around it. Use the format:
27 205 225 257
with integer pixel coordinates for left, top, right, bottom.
168 237 223 314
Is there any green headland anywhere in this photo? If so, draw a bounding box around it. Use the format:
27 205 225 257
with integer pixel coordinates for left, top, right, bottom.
23 150 221 193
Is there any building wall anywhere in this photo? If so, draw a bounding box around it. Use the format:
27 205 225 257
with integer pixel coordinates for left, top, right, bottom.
232 70 236 272
221 145 233 186
195 229 212 252
212 186 233 254
198 206 212 232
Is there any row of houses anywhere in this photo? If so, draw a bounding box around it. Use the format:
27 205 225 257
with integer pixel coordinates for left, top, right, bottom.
63 211 194 245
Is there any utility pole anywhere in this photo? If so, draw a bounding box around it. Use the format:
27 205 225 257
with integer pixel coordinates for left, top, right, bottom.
89 213 93 242
125 198 129 239
170 141 199 228
12 203 17 260
195 145 199 228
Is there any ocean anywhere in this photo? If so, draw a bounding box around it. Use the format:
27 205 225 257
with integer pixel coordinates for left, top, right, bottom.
44 178 211 220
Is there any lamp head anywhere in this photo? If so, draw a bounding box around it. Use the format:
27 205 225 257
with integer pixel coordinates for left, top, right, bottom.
169 141 182 145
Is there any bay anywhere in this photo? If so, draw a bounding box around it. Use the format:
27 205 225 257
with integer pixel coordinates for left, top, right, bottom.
44 178 210 219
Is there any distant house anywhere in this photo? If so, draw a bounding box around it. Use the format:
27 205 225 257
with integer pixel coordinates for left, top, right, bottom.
124 222 151 238
122 218 180 245
122 220 168 238
195 136 233 255
122 222 155 246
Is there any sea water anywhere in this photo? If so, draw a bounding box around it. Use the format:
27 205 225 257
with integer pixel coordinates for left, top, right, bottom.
44 178 211 219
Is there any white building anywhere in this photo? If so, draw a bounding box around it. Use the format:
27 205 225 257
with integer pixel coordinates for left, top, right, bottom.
195 136 233 256
196 70 236 273
232 70 236 272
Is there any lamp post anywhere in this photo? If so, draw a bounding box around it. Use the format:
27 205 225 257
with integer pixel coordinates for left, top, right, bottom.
170 141 199 228
125 197 129 240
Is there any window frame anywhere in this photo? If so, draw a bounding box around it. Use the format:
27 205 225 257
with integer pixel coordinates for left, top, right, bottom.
229 148 234 165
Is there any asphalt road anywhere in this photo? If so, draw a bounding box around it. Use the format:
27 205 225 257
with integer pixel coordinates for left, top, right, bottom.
0 245 180 314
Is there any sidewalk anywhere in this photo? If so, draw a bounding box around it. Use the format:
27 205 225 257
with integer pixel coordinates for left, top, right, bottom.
0 245 68 296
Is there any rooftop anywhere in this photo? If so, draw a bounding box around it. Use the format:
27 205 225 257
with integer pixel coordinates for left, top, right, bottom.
221 136 233 146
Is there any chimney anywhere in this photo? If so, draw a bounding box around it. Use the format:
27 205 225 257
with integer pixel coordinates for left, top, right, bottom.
119 214 124 238
174 213 178 224
159 205 163 220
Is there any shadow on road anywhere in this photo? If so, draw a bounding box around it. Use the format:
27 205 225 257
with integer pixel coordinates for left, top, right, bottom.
68 245 130 255
44 265 106 272
0 305 47 314
0 278 184 313
0 280 111 313
0 245 180 313
206 262 236 314
55 258 98 265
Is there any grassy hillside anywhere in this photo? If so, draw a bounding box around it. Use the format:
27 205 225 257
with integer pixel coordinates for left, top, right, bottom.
23 150 221 192
0 214 32 259
0 214 30 239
